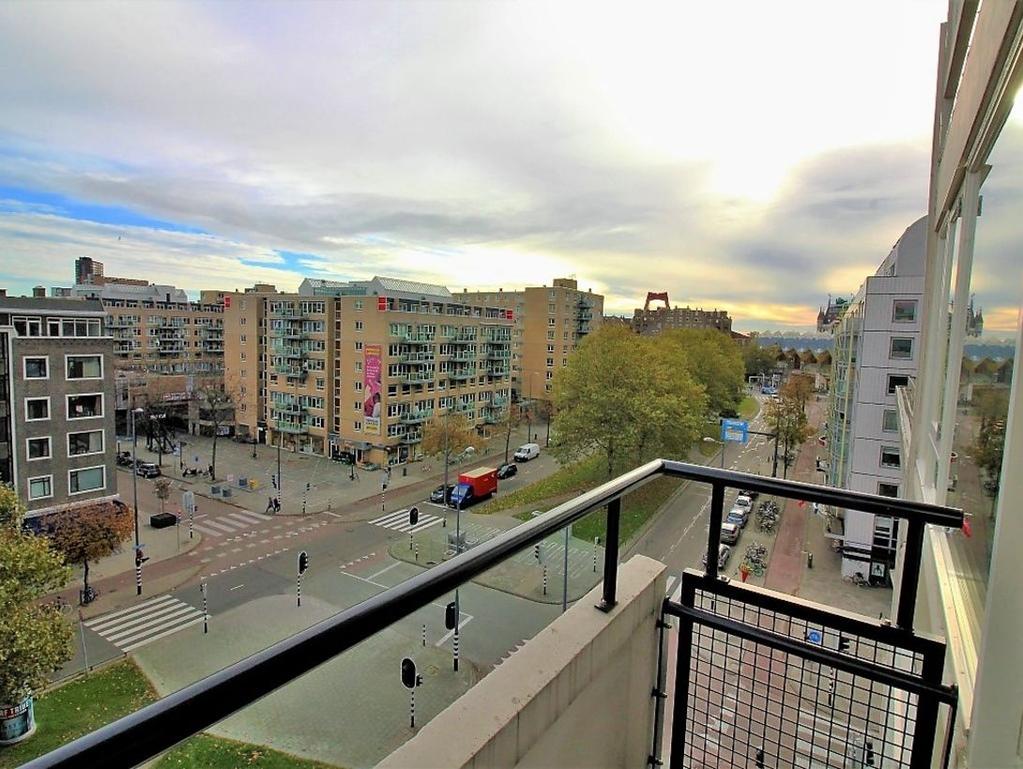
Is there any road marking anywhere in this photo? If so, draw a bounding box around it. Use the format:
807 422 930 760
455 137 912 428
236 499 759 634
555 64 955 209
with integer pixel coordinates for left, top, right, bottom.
230 584 244 591
203 519 242 534
85 595 204 652
368 509 445 533
435 616 474 647
338 569 468 618
367 561 403 580
86 595 176 630
227 512 265 526
192 522 227 537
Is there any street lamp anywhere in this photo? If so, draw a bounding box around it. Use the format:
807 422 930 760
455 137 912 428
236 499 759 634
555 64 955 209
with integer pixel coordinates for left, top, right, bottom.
130 406 145 595
703 435 726 469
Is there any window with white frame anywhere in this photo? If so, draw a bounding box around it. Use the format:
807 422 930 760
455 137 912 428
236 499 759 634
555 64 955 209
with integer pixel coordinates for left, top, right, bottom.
28 475 52 500
27 437 51 460
882 409 899 433
68 430 104 457
67 393 103 419
69 466 105 494
66 354 103 379
24 356 48 379
25 397 49 421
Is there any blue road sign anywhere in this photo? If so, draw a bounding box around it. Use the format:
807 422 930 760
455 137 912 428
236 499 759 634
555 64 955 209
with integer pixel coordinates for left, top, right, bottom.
721 419 749 443
806 629 823 645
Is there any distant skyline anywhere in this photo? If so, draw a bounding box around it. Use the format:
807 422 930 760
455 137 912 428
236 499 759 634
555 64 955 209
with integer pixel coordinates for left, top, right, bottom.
0 1 953 331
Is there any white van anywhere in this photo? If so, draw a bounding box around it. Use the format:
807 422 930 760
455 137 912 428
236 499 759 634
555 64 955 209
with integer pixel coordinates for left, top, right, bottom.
514 443 540 462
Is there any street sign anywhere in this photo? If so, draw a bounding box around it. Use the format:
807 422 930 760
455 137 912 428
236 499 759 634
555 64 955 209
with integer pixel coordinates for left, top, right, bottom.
721 419 749 443
182 490 196 514
805 629 823 645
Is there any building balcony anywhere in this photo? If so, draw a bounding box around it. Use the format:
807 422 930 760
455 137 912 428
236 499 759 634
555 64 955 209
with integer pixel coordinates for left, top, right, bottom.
449 352 474 362
485 348 511 360
398 331 435 344
274 419 308 434
486 367 508 377
399 352 435 364
402 370 434 384
491 395 509 407
400 430 423 444
269 307 304 319
273 403 306 416
40 460 963 769
399 410 432 424
449 369 474 380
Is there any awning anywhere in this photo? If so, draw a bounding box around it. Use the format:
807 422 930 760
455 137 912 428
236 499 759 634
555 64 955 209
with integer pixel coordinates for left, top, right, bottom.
351 441 371 450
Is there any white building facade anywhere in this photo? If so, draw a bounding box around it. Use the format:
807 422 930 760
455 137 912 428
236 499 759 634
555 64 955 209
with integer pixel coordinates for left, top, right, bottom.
828 216 926 581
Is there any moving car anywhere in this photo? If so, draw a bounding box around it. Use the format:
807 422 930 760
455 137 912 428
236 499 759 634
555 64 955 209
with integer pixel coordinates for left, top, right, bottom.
496 462 518 479
720 522 741 545
513 443 540 462
726 505 749 529
430 484 455 504
702 544 732 570
136 462 161 479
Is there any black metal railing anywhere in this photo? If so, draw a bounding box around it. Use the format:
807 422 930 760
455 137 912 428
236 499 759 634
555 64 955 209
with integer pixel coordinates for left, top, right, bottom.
23 459 961 769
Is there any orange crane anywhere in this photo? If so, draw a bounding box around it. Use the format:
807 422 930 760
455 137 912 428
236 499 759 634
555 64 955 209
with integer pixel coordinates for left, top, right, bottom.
643 292 670 311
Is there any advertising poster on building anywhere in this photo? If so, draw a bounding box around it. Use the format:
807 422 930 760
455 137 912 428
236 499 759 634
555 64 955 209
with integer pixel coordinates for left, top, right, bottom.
363 344 382 434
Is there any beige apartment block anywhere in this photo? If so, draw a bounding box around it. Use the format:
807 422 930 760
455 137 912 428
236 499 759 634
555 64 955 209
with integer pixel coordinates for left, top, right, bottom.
462 277 603 402
222 284 278 440
290 277 513 466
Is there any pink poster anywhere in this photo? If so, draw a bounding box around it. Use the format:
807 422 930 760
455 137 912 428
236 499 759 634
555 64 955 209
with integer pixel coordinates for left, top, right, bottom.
363 344 382 434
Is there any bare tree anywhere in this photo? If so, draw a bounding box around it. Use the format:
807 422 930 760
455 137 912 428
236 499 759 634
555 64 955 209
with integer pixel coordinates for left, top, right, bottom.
194 383 236 481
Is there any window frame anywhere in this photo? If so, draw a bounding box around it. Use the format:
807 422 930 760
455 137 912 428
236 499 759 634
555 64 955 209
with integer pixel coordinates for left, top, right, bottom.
889 337 914 360
65 354 104 380
877 482 900 498
68 465 106 496
67 429 105 458
28 474 53 501
886 375 909 395
25 396 50 422
23 355 49 380
882 408 899 433
66 392 105 420
892 299 917 323
879 445 902 469
27 436 51 461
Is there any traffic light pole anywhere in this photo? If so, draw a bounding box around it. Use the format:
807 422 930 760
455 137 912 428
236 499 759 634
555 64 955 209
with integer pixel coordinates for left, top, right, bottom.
130 408 142 596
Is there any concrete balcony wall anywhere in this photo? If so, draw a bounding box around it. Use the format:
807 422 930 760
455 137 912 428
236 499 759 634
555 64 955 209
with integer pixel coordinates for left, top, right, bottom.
378 556 666 769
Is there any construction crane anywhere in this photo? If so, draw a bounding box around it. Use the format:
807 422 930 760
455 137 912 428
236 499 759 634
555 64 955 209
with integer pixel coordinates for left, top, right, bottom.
643 292 670 312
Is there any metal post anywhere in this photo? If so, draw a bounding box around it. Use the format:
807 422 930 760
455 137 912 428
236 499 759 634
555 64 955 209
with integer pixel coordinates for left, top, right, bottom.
562 524 570 612
131 409 142 596
78 610 90 671
720 437 725 469
705 482 725 580
453 624 460 672
409 687 416 729
277 422 282 509
189 504 194 540
771 431 779 478
381 481 385 513
414 542 419 562
896 520 925 630
201 582 208 635
542 563 548 595
422 623 426 647
597 497 621 611
593 536 598 573
409 531 413 551
296 574 302 607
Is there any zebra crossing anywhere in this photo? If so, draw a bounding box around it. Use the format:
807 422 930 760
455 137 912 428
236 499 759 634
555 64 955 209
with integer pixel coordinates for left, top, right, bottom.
368 508 445 534
84 594 205 652
190 509 273 538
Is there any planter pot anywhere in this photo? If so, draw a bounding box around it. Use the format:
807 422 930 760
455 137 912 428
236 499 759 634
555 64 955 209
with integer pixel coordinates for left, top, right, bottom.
0 697 35 744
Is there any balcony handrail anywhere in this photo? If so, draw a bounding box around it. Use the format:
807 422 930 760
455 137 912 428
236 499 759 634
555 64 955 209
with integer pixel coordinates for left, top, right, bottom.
23 458 961 769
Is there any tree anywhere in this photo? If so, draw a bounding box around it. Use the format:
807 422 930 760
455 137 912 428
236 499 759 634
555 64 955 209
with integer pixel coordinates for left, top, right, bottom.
782 372 816 413
551 325 706 478
44 501 134 600
0 487 73 710
743 342 777 380
154 477 172 515
764 392 814 477
194 383 235 481
663 329 744 416
972 389 1010 497
491 402 521 464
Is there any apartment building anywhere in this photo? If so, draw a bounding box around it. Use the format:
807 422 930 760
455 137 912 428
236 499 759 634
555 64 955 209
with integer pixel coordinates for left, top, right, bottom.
258 277 514 466
826 215 926 582
222 284 278 441
0 297 117 519
463 277 602 400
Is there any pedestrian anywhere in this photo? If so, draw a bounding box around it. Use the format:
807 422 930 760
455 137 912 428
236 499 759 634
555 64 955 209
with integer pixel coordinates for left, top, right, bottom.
266 496 275 514
273 497 281 513
208 463 214 481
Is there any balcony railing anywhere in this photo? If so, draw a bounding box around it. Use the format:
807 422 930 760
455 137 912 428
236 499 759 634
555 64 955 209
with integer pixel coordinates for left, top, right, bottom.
403 371 433 384
24 461 962 769
399 410 432 424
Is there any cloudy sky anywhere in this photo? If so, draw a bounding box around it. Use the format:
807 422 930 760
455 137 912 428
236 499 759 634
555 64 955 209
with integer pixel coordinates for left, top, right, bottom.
0 0 953 330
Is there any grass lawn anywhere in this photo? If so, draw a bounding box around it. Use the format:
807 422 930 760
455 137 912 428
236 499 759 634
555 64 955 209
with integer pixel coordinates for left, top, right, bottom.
0 660 156 769
476 454 606 515
699 423 721 457
0 661 338 769
739 396 759 419
566 476 682 544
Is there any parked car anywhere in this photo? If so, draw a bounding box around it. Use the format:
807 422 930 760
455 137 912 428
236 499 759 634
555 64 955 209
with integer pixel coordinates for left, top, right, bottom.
726 505 749 529
430 484 455 504
702 544 732 570
734 494 754 512
513 443 540 462
136 462 161 479
738 488 760 501
496 463 518 480
720 522 741 545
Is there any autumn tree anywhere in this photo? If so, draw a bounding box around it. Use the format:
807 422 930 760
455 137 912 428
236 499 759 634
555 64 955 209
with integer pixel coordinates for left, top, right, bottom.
663 328 744 416
782 372 816 413
44 501 134 599
551 325 707 478
421 410 479 495
764 392 814 477
972 389 1010 496
490 401 521 464
154 477 172 515
194 383 236 481
0 486 73 712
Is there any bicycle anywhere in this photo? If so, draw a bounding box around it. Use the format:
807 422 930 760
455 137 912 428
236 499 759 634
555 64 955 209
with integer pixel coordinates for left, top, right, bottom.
49 595 72 615
843 572 871 587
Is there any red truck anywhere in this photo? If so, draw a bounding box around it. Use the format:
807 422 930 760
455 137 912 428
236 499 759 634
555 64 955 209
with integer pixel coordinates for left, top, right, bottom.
450 467 498 508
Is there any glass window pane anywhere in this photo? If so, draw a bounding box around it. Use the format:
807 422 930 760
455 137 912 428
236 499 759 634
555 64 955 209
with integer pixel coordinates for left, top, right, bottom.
70 467 104 493
67 355 102 378
893 299 917 322
25 357 47 378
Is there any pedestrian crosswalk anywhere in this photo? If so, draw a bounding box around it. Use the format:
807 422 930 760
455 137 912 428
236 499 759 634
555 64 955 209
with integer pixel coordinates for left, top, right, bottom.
369 508 445 534
190 509 273 538
84 594 205 652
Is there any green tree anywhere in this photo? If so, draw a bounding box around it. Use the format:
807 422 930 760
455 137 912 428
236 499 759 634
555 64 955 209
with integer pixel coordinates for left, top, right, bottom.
490 402 521 465
551 325 706 478
153 477 172 515
765 392 814 476
0 487 73 708
663 329 744 416
743 342 777 381
972 389 1010 496
45 501 134 599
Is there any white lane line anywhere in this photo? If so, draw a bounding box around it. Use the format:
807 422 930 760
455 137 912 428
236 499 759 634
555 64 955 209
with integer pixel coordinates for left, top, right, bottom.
105 606 199 643
91 600 191 636
325 511 344 518
204 519 242 533
407 518 444 534
230 584 244 591
121 617 205 652
367 561 403 581
85 595 174 628
339 570 471 616
435 616 474 647
369 510 409 526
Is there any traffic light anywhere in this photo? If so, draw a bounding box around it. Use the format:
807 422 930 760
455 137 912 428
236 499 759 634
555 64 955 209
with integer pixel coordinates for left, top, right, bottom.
306 482 311 492
271 474 277 489
401 657 417 690
445 601 457 630
534 543 541 561
409 506 419 527
134 547 149 567
838 635 851 654
298 550 309 575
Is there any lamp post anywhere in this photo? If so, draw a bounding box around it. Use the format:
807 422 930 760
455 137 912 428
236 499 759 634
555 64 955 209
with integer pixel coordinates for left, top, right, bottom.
130 406 144 596
703 435 726 469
